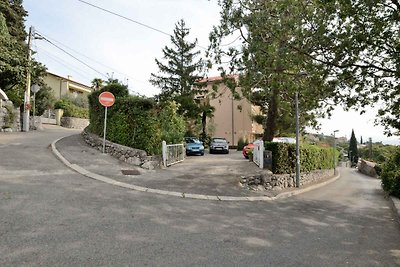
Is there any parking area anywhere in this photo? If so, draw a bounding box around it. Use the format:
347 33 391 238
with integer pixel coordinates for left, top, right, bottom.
120 149 267 196
57 134 269 197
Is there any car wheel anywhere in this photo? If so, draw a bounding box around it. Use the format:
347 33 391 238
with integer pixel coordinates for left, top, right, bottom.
209 149 213 154
200 152 204 156
226 150 229 154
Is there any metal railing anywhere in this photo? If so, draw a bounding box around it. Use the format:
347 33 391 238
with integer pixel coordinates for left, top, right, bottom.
162 141 185 167
253 140 264 169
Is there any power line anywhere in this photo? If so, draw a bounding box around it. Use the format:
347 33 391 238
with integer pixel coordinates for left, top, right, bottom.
34 46 96 82
78 0 171 36
35 30 150 85
35 32 108 79
77 0 208 50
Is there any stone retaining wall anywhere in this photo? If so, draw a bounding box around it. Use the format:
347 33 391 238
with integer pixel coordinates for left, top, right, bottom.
358 159 377 177
61 117 89 129
82 130 161 170
240 169 334 191
0 101 20 132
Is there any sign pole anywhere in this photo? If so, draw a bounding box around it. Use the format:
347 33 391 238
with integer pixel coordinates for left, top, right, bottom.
98 91 115 154
102 106 108 153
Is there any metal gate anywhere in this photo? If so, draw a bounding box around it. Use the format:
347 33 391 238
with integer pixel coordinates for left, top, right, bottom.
253 139 264 169
162 141 185 167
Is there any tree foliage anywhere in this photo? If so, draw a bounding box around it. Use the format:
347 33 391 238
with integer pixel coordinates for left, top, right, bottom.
0 1 46 106
348 129 359 166
359 143 398 164
209 0 339 141
209 0 400 138
309 1 400 136
34 85 56 116
380 147 400 198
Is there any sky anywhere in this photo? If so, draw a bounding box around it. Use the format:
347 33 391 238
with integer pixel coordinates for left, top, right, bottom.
23 0 400 145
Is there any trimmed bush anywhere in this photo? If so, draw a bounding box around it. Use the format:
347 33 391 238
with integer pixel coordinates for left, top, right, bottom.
265 142 338 174
381 147 400 198
87 83 185 155
237 137 246 151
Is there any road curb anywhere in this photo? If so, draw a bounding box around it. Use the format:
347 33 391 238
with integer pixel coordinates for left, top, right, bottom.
274 173 341 199
52 137 341 202
388 195 400 224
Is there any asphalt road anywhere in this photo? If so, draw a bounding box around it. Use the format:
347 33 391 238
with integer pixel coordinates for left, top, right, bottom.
1 126 400 266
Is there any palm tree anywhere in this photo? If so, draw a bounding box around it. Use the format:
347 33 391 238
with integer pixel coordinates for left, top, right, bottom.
91 78 104 90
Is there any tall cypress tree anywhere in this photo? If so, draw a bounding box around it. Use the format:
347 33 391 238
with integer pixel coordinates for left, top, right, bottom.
348 129 359 166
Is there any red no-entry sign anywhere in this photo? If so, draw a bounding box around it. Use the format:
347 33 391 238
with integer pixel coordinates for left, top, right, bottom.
98 91 115 153
99 92 115 107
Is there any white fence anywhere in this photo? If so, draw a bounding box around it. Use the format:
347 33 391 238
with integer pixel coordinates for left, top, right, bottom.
253 140 264 169
162 141 185 167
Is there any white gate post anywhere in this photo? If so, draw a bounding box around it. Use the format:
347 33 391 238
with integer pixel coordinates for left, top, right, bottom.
162 140 167 167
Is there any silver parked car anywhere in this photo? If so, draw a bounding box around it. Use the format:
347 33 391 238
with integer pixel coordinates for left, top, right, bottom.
209 137 229 154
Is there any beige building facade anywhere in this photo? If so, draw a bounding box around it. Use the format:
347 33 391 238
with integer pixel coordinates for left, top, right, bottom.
44 72 93 99
200 76 263 145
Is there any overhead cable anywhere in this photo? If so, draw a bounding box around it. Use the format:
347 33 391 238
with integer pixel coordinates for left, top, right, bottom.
77 0 207 50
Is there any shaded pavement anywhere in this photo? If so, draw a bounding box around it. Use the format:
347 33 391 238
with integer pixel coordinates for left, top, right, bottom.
1 126 400 266
56 133 337 198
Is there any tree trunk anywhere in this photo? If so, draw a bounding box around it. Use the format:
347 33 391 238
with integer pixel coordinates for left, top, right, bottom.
201 110 207 139
263 87 279 142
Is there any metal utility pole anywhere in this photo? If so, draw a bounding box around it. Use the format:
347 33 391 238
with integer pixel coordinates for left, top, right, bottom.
333 130 339 175
231 95 235 146
23 26 34 132
295 91 300 188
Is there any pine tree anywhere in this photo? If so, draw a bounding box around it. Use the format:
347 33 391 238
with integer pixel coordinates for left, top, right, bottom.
348 129 359 166
150 19 205 119
150 19 213 139
0 0 28 42
360 136 363 145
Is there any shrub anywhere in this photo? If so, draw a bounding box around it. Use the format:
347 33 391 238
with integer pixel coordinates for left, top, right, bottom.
374 164 382 176
158 102 185 144
55 97 89 119
265 142 338 174
237 137 246 151
381 147 400 198
3 104 15 128
34 85 56 116
61 94 89 109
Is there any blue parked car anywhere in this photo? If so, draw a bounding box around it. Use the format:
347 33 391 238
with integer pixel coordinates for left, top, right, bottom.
185 137 204 156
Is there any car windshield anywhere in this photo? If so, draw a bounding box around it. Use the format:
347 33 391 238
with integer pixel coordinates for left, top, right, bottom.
186 138 201 144
212 138 227 143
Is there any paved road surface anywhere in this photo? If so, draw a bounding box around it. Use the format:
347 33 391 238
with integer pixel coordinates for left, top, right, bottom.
1 126 399 266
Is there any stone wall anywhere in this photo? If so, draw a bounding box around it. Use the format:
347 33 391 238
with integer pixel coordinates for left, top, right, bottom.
358 159 377 177
82 130 162 170
240 169 334 191
0 100 20 132
61 117 89 129
30 116 43 131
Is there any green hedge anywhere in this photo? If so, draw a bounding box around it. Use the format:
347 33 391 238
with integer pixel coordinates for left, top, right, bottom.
55 98 89 119
87 83 185 155
381 147 400 198
265 142 338 174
